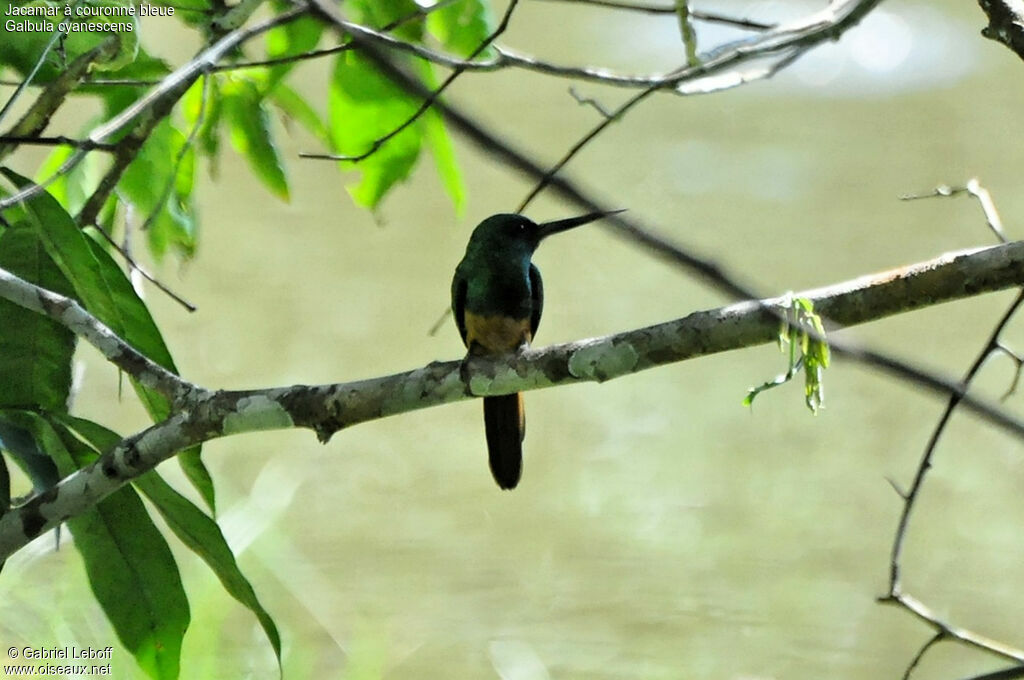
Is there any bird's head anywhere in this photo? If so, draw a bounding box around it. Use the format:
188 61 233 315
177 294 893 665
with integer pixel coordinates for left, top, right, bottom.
466 210 623 257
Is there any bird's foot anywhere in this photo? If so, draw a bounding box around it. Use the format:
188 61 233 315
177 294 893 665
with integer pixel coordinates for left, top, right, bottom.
459 356 475 395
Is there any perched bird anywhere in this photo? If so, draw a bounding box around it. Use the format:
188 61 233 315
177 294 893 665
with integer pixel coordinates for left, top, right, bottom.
451 210 620 489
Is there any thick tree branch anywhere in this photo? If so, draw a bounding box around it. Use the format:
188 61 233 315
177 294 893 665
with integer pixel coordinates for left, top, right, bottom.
303 0 879 90
0 267 198 405
529 0 776 30
318 2 1024 444
978 0 1024 61
2 239 1024 560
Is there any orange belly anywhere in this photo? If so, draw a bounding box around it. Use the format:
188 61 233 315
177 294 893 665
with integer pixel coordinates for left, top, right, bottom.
464 311 532 355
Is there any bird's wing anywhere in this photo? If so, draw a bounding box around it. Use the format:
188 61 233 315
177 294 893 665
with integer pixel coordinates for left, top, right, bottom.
451 271 469 346
529 263 543 338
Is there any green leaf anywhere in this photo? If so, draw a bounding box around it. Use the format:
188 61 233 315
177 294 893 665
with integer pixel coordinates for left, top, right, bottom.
426 0 496 58
82 238 216 509
0 449 9 515
57 415 281 673
177 447 216 515
0 223 76 412
117 120 198 259
264 13 323 88
796 298 829 414
674 0 700 68
329 52 422 208
35 142 101 216
743 296 829 413
138 471 281 670
0 0 138 78
348 0 423 40
0 414 59 493
2 169 173 400
0 169 215 510
223 78 290 201
14 411 189 680
417 63 464 214
269 83 327 141
183 77 224 168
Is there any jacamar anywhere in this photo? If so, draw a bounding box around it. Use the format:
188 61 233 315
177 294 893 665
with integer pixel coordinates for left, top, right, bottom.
451 210 619 490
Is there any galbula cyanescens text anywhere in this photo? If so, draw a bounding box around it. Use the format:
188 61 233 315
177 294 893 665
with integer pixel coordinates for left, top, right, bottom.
451 210 620 489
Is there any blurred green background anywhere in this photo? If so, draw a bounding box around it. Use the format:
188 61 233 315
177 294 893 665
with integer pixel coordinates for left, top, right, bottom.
3 1 1024 678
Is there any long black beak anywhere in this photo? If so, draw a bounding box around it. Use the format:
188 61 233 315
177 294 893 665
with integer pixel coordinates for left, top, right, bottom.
536 209 626 240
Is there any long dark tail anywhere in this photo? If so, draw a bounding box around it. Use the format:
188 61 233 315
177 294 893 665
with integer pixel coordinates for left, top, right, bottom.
483 393 524 490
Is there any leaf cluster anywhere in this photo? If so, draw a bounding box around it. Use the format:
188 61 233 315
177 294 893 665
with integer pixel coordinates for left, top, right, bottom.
0 0 494 675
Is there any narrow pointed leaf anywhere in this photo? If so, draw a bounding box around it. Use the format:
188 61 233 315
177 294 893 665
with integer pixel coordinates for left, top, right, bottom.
11 411 189 680
58 415 281 674
426 0 495 58
223 79 290 201
329 51 422 208
0 414 59 492
269 83 327 141
0 223 76 413
117 120 197 259
0 169 215 512
417 63 464 214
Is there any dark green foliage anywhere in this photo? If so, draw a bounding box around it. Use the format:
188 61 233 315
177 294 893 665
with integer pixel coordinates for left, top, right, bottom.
223 78 291 200
0 170 216 511
115 119 198 259
0 415 59 494
8 411 189 680
744 297 831 413
0 223 76 413
57 416 282 673
427 0 496 57
0 1 497 674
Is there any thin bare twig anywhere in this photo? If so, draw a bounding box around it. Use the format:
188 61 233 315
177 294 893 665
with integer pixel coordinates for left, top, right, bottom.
994 342 1024 400
210 0 463 74
517 47 802 211
882 182 1024 671
960 665 1024 680
90 225 197 312
568 86 614 118
528 0 776 30
901 178 1007 242
516 0 877 210
902 632 945 680
517 84 654 211
0 135 117 152
877 591 1024 663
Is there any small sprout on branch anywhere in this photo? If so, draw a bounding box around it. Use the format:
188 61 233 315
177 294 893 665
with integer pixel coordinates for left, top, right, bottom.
900 178 1006 243
569 86 614 119
744 296 830 413
886 476 908 500
674 0 700 67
